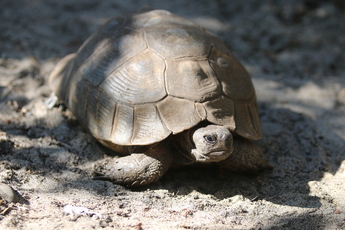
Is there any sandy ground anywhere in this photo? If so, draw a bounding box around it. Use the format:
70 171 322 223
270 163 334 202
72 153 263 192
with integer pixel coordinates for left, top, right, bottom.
0 0 344 229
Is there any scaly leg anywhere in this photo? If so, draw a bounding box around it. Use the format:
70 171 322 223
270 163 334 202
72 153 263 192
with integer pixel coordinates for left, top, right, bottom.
95 142 172 186
217 137 272 173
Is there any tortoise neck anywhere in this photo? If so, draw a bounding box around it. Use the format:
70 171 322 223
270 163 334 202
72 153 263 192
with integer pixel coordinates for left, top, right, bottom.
172 125 201 163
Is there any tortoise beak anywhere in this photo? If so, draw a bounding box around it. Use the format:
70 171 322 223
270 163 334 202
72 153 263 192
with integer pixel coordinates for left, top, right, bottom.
191 147 233 162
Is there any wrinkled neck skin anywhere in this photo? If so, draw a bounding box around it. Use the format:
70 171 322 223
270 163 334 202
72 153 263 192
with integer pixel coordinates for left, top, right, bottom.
173 123 234 165
173 129 197 165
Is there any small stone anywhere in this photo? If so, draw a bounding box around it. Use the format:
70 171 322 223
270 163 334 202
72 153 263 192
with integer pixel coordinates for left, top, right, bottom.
0 183 18 203
338 88 345 105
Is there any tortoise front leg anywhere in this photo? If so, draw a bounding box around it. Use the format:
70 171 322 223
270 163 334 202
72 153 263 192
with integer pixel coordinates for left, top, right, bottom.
217 137 272 173
96 142 172 186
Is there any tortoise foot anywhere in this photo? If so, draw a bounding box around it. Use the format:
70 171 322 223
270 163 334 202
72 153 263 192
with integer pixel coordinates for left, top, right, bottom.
218 137 272 173
95 143 173 186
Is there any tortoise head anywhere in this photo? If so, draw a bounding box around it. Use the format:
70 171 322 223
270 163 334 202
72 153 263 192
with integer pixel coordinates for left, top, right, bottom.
173 124 233 163
191 125 233 162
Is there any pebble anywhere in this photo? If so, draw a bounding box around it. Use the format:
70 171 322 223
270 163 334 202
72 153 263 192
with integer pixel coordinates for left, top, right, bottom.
0 183 18 203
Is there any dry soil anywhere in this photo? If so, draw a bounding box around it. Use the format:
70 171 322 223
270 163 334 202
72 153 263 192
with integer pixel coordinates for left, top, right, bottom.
0 0 344 229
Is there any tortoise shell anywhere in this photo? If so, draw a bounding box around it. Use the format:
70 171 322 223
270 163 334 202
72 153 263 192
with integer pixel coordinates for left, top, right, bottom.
49 9 261 146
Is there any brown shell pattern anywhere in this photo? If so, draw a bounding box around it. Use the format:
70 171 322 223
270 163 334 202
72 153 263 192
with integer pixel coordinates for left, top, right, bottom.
49 9 262 146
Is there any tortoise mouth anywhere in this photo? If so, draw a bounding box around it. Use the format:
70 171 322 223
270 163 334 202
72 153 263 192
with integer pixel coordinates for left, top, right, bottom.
191 148 232 162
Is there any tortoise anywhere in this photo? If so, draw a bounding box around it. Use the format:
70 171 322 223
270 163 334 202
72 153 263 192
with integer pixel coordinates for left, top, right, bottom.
49 9 269 186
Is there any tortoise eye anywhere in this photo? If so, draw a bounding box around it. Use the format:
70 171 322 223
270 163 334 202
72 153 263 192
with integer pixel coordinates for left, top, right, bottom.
203 135 217 145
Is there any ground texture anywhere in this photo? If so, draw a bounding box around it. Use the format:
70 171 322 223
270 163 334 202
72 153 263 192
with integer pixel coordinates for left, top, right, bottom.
0 0 344 229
